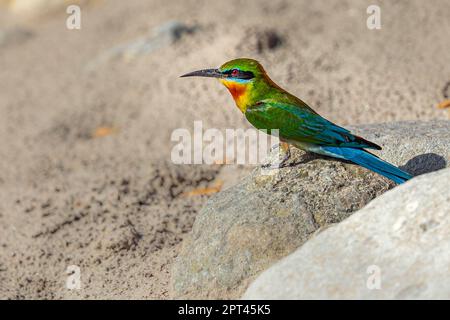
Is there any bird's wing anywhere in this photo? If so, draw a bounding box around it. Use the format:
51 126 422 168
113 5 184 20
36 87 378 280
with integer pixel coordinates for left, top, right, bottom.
245 100 381 149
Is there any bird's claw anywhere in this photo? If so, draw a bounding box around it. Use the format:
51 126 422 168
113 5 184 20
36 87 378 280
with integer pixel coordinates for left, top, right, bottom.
269 143 281 152
261 144 291 170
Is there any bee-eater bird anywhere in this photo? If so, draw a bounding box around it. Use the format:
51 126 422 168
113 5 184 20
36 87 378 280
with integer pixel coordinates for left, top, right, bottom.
181 58 412 184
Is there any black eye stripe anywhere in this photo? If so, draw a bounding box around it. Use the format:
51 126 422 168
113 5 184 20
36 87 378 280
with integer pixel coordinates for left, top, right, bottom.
238 70 255 80
223 69 255 80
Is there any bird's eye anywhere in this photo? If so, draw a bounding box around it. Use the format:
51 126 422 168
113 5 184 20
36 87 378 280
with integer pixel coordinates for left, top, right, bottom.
231 69 239 77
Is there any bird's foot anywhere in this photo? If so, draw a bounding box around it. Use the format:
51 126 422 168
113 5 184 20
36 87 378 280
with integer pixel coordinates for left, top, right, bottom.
262 142 291 170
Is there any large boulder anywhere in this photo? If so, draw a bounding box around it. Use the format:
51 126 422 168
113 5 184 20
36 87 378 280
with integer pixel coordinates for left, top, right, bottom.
244 167 450 299
171 120 450 299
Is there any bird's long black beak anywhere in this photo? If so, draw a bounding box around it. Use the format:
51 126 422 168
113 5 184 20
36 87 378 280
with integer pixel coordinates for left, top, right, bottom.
180 68 224 79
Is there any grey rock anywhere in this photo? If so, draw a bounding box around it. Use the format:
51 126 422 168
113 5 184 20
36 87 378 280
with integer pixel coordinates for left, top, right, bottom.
244 167 450 299
171 120 450 299
87 21 198 69
0 27 33 48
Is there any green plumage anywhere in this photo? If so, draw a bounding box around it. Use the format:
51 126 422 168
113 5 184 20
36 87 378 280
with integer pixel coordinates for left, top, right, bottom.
245 100 381 150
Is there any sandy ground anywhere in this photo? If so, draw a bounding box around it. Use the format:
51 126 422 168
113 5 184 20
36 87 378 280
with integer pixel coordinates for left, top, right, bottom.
0 0 449 299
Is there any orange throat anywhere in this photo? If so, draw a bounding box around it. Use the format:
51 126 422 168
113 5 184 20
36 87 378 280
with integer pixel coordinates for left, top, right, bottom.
220 80 249 112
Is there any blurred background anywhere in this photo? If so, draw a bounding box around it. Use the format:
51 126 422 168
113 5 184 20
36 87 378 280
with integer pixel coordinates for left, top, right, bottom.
0 0 449 299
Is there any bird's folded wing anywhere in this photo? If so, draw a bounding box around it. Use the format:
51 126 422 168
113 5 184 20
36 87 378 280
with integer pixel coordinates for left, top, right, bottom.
245 101 381 149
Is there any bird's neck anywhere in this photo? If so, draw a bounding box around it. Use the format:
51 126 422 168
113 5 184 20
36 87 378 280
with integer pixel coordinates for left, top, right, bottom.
220 76 284 113
220 80 251 113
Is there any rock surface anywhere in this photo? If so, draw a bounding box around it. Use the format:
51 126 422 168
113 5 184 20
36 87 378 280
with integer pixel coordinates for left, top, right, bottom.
243 167 450 299
172 121 450 299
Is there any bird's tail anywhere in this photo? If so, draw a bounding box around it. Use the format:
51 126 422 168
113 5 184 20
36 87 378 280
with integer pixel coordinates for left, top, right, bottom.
319 146 413 184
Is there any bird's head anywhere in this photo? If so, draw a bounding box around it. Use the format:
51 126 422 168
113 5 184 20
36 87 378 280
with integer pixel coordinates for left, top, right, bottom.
181 58 269 112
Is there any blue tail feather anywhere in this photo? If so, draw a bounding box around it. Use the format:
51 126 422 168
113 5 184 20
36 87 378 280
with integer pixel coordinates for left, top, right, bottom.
319 146 413 184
